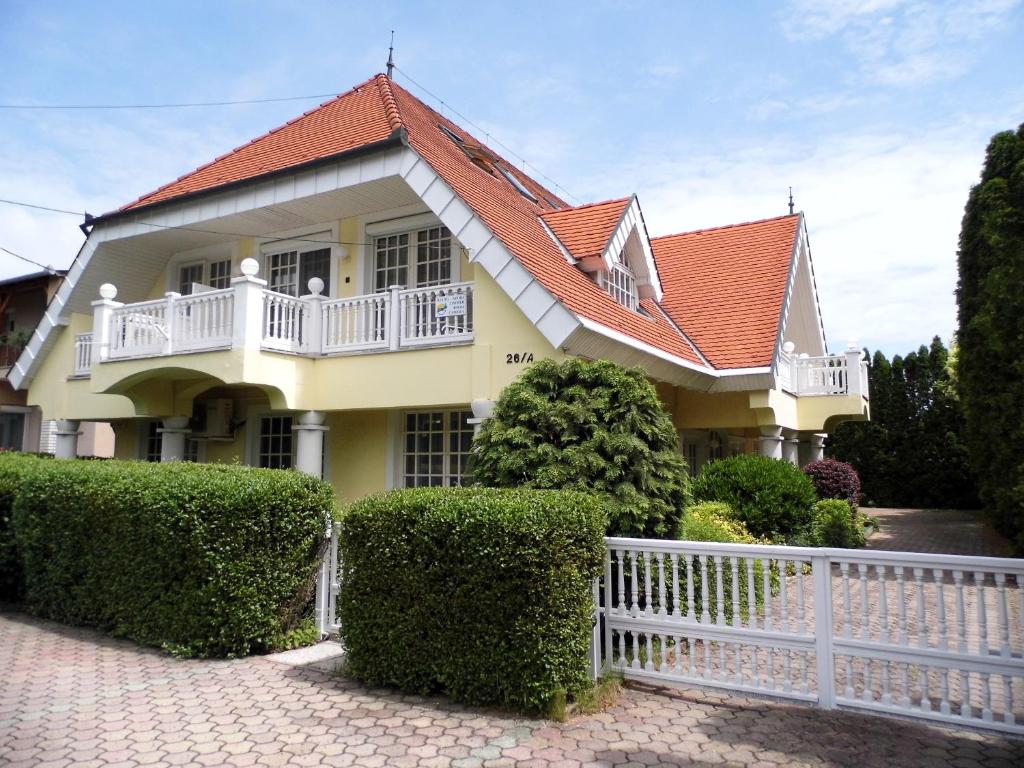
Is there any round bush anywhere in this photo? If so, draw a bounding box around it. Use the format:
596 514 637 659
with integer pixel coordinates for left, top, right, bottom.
803 459 861 508
680 502 756 544
473 358 690 538
691 455 818 541
807 499 866 548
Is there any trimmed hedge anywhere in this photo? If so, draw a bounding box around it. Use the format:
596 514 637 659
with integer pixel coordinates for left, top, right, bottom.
11 456 333 657
803 459 861 508
805 499 867 549
692 455 818 542
0 452 49 601
338 487 605 714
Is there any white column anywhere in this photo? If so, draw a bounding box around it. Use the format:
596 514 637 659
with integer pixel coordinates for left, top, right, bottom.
294 411 328 478
467 398 496 436
387 284 403 351
809 433 826 464
758 425 783 460
845 342 864 397
54 419 81 459
302 278 326 355
781 429 800 465
91 283 123 366
231 258 268 350
159 416 191 462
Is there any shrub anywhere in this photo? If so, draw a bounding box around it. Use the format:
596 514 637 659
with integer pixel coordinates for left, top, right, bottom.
691 455 818 541
11 457 333 657
473 358 690 538
337 487 605 714
0 452 49 601
803 459 861 508
804 499 867 549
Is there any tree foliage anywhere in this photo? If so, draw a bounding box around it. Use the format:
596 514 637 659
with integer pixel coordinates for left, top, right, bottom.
956 124 1024 549
827 337 977 509
472 358 690 538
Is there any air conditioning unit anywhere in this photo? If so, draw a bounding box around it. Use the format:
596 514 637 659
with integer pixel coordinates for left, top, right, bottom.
191 398 234 438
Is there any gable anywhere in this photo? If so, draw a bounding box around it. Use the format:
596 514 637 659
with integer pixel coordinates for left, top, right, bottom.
778 227 827 357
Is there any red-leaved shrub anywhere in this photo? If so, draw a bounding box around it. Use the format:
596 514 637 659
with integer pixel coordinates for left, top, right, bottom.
803 459 861 509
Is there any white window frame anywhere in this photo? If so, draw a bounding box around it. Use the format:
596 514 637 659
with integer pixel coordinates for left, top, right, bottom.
362 213 461 295
601 259 639 311
398 408 474 488
165 243 237 295
244 407 330 473
257 222 340 298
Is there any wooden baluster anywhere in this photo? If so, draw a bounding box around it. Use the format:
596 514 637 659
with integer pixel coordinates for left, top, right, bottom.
781 560 791 692
746 557 757 629
671 553 680 618
699 555 710 624
616 550 626 616
858 563 870 641
687 632 697 678
617 628 625 669
934 568 951 716
643 551 653 618
893 567 910 708
674 633 683 675
730 557 740 627
994 573 1010 658
840 562 853 638
1003 676 1014 727
630 550 639 618
960 668 972 720
796 559 806 633
974 571 992 722
953 570 967 654
914 568 927 648
762 558 772 631
877 564 890 642
861 658 874 704
657 551 668 618
714 555 726 626
685 553 696 622
644 630 654 672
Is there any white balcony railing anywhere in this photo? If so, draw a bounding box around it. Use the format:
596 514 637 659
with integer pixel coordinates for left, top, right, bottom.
74 333 93 375
87 260 475 369
778 344 870 399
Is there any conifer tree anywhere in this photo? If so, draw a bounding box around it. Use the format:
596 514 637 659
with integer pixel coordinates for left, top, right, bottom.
956 124 1024 548
472 358 690 538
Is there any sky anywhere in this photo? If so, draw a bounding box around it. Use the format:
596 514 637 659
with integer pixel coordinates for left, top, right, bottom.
1 0 1022 357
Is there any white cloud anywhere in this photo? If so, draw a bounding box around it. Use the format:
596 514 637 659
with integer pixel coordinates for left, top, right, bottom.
782 0 1021 87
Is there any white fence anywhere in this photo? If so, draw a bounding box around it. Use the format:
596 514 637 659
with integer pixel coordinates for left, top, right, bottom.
599 537 1024 734
73 333 93 375
778 349 869 399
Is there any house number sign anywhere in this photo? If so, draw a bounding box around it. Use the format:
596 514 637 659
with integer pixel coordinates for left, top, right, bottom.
435 293 467 318
506 352 534 364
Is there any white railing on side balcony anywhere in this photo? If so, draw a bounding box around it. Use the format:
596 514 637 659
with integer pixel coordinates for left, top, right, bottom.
170 289 234 352
398 282 474 347
261 291 308 353
321 293 390 354
73 333 93 375
108 298 169 359
778 343 869 399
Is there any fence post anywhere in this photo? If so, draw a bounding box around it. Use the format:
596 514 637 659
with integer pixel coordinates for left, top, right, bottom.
813 551 836 709
314 521 333 638
588 577 601 681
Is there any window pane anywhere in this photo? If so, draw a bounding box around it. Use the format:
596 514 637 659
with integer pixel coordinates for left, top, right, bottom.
299 248 331 296
208 259 232 290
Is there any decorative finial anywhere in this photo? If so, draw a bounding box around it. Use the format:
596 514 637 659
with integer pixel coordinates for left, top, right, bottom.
788 187 794 215
386 31 395 79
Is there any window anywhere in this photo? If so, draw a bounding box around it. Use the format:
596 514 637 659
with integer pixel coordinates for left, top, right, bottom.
208 259 232 290
601 254 638 311
143 421 200 462
497 165 538 203
258 415 294 469
266 247 331 297
373 227 452 292
402 409 473 487
178 263 204 295
0 413 24 451
680 437 699 477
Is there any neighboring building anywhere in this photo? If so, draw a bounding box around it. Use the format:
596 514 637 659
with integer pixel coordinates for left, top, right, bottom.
0 270 114 455
10 73 867 496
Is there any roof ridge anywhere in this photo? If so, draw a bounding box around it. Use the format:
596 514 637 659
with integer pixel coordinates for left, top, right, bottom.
540 196 632 217
651 212 800 240
374 74 404 131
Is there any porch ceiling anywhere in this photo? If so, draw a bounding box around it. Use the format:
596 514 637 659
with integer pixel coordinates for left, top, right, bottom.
65 175 421 314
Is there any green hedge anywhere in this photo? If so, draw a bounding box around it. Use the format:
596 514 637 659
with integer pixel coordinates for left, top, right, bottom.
10 456 333 657
804 499 867 549
692 455 818 541
337 487 605 714
0 452 49 600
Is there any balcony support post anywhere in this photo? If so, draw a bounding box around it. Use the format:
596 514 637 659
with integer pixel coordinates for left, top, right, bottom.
845 343 864 397
294 411 329 478
758 425 784 460
231 258 268 351
163 292 180 355
781 428 800 465
301 278 326 356
90 284 123 367
54 419 81 459
388 285 403 351
158 416 191 462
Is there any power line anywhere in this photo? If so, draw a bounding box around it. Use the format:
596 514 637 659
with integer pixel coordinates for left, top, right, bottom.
0 245 57 275
0 93 339 110
392 66 582 205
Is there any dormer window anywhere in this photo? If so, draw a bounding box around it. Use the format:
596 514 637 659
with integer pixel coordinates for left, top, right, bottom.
600 252 639 311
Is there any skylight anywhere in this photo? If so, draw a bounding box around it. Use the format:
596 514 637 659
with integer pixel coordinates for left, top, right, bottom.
438 124 464 145
498 166 538 203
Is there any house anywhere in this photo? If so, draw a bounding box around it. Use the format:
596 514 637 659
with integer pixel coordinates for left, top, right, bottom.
10 73 867 494
0 269 113 455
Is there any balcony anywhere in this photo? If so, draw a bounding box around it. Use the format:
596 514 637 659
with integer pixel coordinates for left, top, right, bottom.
76 258 474 375
777 343 869 399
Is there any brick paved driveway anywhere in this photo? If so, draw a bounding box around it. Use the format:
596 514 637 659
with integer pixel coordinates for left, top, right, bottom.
865 508 1014 556
2 611 1022 768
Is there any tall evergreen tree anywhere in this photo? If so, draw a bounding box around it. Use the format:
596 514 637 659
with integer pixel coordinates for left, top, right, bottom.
956 124 1024 550
828 338 977 510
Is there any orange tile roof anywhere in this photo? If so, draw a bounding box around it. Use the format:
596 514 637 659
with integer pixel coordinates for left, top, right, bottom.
539 198 631 259
114 74 801 372
651 215 800 369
